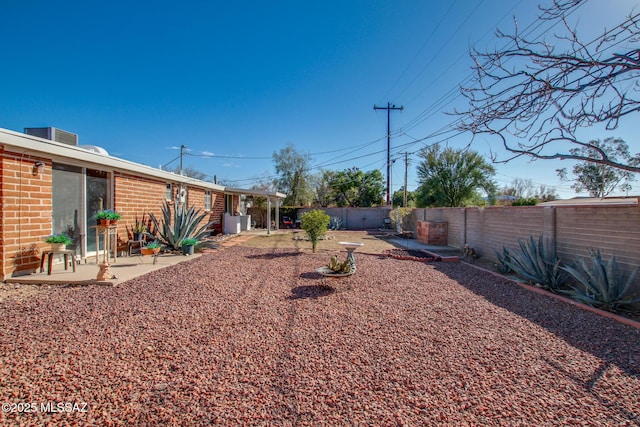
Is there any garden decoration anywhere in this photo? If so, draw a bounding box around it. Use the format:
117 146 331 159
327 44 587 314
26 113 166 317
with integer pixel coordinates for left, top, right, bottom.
316 241 363 278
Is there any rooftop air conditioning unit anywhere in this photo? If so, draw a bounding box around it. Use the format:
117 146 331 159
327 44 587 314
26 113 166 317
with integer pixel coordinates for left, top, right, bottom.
24 127 79 146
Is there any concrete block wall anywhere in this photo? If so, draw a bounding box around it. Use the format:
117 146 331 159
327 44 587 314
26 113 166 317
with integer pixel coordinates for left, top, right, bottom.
1 150 52 279
555 206 640 276
299 207 393 229
410 205 640 279
465 207 546 259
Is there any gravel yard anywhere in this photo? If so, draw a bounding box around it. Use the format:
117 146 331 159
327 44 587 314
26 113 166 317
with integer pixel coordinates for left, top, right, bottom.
1 246 638 426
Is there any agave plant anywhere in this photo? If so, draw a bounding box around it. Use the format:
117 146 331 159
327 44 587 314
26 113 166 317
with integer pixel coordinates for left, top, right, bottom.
494 246 513 274
498 235 567 291
149 201 215 250
561 249 640 313
328 216 343 230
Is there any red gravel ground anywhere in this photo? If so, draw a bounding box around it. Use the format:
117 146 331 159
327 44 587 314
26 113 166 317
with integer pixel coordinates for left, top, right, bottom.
1 246 639 426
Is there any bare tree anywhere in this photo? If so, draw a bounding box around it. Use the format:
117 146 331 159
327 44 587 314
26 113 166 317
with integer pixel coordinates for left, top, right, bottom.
457 0 640 173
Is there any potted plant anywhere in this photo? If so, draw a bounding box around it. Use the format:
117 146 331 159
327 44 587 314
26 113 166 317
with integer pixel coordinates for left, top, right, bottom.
131 214 148 241
94 210 112 226
107 210 122 225
180 238 198 255
141 241 161 256
45 233 73 251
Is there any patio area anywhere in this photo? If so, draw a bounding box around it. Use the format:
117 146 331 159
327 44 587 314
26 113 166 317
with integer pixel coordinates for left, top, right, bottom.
0 243 638 425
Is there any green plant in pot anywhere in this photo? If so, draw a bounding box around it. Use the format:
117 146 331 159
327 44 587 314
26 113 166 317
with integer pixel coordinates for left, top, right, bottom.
180 238 198 255
45 233 73 251
95 209 121 225
132 217 147 241
107 210 121 223
141 241 161 255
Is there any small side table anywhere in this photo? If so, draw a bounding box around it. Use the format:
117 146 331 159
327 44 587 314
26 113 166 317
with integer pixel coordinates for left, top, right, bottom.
40 250 76 275
127 240 144 256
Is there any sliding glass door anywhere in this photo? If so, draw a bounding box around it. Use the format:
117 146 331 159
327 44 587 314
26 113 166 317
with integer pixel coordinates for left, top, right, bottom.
52 163 110 258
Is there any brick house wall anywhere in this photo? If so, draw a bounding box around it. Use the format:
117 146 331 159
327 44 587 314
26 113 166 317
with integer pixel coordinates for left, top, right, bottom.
1 149 53 280
0 152 226 280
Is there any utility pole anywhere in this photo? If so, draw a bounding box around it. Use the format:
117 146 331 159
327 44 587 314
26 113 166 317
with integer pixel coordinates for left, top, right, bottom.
374 102 403 206
402 152 409 207
179 144 186 176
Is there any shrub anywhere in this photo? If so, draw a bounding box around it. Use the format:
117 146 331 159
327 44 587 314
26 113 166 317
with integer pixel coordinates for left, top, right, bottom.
300 209 330 253
512 197 538 206
561 249 640 313
389 208 412 233
150 201 214 250
498 235 567 291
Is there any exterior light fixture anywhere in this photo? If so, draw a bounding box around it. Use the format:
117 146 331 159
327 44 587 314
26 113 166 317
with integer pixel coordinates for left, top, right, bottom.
33 161 45 176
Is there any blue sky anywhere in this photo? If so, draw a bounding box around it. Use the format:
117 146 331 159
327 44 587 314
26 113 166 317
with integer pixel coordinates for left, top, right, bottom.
1 0 637 199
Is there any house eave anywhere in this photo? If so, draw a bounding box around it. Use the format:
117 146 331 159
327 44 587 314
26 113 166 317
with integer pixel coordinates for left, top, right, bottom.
1 127 227 192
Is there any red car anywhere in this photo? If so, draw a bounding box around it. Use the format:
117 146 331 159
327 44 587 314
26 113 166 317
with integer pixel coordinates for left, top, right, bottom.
282 216 293 229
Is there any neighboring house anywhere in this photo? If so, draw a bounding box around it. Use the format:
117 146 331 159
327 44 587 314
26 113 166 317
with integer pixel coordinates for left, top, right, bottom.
539 196 639 207
0 127 284 281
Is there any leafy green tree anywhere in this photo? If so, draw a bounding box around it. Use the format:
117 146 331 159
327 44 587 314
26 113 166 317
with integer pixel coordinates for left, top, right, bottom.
392 187 415 207
300 209 330 253
556 138 636 197
416 144 496 207
273 144 313 206
313 169 335 207
329 167 384 207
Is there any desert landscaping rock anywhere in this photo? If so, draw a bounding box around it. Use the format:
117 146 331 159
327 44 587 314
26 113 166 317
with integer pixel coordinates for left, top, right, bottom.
1 246 638 425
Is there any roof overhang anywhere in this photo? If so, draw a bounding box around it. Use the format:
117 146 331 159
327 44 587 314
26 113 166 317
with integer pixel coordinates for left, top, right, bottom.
0 127 280 195
224 187 286 199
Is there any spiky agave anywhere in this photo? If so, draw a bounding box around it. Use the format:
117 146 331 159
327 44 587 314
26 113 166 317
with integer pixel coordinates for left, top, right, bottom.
561 249 640 313
150 201 215 250
498 235 567 291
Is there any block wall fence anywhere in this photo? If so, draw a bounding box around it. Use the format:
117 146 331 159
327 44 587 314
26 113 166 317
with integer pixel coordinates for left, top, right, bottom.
0 148 225 280
293 205 639 279
412 205 640 277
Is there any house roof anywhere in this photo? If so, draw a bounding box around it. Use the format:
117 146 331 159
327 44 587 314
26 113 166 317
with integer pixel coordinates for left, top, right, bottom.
538 196 639 207
0 127 285 199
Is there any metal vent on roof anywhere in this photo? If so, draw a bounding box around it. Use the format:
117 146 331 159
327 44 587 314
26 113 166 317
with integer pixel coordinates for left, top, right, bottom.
24 127 79 146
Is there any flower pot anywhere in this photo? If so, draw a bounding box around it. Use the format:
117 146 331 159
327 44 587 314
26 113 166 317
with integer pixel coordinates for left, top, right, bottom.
183 245 195 256
50 243 66 252
99 219 111 226
141 247 160 256
133 232 143 241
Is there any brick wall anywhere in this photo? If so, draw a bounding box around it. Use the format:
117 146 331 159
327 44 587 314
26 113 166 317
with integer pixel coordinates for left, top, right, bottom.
1 150 52 278
1 158 227 280
298 207 393 229
417 221 448 245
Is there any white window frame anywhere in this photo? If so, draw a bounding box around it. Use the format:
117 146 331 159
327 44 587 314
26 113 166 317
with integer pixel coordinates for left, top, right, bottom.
204 190 212 211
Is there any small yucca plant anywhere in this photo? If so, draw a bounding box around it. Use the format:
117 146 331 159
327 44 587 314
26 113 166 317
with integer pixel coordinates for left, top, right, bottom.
498 235 567 291
561 249 640 313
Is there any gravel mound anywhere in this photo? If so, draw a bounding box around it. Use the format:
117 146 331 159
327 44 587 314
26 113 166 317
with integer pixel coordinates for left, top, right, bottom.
1 246 638 426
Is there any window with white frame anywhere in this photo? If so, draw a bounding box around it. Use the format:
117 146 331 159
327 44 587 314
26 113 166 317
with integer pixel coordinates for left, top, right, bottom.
166 183 173 200
204 190 212 211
